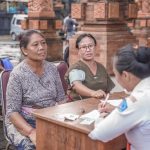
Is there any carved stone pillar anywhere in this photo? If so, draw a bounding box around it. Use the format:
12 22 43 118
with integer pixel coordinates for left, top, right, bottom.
69 0 137 74
131 0 150 47
22 0 63 61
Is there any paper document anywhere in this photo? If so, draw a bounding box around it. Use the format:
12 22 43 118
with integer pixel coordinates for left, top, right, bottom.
80 118 95 125
107 99 122 107
80 109 100 120
79 99 122 125
79 110 100 125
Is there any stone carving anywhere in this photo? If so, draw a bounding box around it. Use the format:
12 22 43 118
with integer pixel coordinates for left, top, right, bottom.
137 0 150 13
28 0 52 12
142 0 150 13
94 3 106 19
71 3 83 19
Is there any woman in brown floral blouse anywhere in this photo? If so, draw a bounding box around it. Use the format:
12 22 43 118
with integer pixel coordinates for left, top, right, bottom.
6 30 66 149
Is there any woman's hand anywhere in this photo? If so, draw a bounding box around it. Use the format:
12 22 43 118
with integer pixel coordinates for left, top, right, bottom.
98 102 115 113
91 90 106 99
28 129 36 146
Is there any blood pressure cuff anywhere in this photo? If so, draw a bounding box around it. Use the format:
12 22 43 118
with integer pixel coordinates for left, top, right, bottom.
69 69 85 86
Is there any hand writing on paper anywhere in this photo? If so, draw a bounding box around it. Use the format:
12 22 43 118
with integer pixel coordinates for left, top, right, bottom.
98 102 115 114
102 93 110 107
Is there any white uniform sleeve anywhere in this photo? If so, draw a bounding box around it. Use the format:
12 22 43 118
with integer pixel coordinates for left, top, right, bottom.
69 69 85 85
88 98 144 142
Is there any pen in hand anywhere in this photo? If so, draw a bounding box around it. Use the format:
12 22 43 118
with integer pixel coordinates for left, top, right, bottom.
99 93 114 115
102 93 110 107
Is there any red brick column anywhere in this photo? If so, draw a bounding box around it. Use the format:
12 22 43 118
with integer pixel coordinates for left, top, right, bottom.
131 0 150 47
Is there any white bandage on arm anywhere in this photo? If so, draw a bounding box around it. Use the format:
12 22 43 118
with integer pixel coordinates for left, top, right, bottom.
69 69 85 86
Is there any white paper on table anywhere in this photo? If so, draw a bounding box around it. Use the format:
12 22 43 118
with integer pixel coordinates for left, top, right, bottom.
79 99 122 125
79 110 100 125
107 99 122 107
80 118 95 125
80 109 100 120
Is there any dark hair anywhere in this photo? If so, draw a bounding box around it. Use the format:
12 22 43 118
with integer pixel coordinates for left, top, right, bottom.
114 44 150 79
19 30 45 49
76 33 97 49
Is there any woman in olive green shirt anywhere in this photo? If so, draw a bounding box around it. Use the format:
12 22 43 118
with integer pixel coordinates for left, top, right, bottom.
65 33 115 101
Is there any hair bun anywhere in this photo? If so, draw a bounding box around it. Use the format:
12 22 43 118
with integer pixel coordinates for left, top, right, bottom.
136 47 150 64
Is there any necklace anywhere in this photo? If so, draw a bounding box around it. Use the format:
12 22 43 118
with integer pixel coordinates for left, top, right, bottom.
93 76 98 79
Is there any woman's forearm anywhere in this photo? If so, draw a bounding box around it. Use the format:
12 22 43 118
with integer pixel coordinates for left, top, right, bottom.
9 112 34 137
73 82 106 98
73 82 95 97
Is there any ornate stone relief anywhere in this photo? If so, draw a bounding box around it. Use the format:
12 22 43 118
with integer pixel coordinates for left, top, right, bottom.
28 0 52 12
137 0 150 13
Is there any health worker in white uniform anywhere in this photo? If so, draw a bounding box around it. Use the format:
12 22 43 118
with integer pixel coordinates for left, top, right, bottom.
89 44 150 150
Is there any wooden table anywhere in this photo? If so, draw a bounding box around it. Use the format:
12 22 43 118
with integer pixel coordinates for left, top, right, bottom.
33 92 127 150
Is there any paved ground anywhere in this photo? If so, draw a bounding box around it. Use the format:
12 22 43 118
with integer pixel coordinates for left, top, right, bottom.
0 35 12 41
0 35 19 46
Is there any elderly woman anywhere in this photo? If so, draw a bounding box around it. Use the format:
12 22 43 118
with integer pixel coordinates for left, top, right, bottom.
89 44 150 150
65 33 115 101
5 30 66 149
